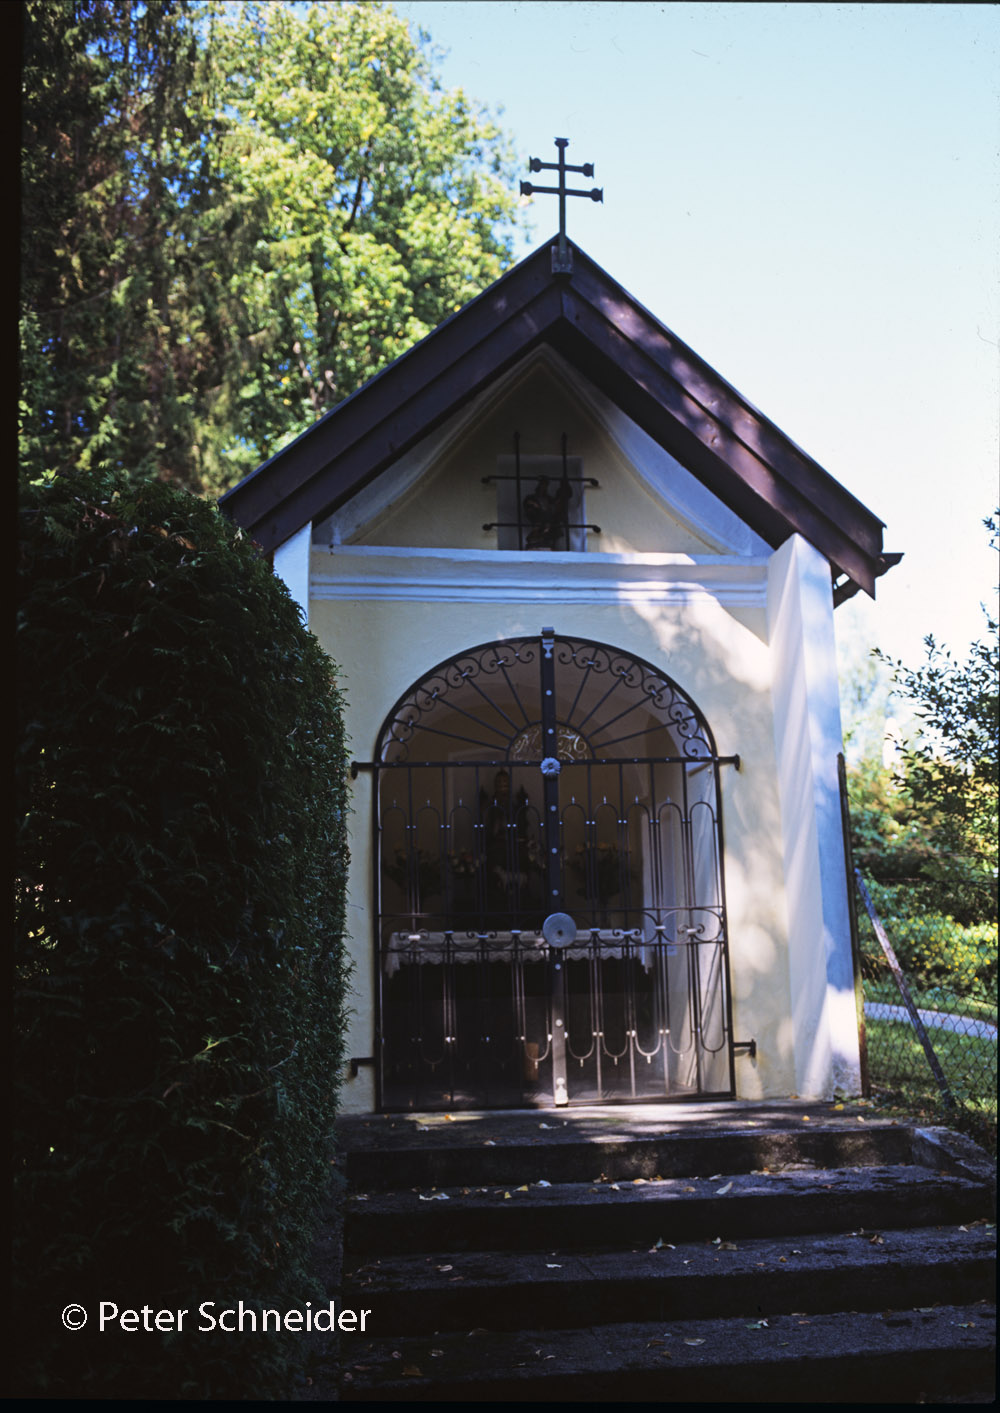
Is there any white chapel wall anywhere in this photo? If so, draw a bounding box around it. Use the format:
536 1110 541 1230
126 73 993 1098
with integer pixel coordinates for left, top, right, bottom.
310 570 801 1114
767 534 862 1099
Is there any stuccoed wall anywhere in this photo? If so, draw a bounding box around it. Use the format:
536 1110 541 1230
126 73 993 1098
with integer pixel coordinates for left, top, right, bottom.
309 568 797 1113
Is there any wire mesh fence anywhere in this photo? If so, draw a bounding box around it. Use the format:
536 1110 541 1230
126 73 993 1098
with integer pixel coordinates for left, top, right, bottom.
855 871 997 1154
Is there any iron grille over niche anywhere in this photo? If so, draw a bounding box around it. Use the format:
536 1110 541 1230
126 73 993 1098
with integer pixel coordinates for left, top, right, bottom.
483 433 600 551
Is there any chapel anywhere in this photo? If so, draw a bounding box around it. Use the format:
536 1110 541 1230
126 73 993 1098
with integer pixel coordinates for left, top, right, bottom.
221 201 899 1115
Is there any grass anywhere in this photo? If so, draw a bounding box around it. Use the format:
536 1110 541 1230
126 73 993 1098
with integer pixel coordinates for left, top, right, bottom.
864 1015 997 1156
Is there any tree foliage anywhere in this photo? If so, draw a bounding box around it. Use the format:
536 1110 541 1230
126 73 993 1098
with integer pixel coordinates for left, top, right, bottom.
15 465 351 1398
20 0 522 495
853 512 998 924
875 513 998 877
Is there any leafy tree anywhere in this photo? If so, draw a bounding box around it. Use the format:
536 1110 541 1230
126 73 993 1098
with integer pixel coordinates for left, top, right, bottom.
20 1 523 496
20 0 247 490
214 1 521 472
870 511 998 922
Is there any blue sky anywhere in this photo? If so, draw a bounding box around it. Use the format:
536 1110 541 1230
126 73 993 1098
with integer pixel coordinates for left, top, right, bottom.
396 1 999 680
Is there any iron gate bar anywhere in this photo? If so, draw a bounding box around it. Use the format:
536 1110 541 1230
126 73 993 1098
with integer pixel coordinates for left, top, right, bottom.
353 754 740 774
541 627 570 1104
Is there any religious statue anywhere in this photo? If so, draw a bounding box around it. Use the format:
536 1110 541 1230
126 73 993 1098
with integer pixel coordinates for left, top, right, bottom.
522 476 573 550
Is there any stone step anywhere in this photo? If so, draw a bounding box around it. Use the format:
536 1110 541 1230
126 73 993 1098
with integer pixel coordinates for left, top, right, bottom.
344 1164 992 1256
338 1301 996 1403
342 1224 996 1336
343 1121 914 1192
330 1112 996 1403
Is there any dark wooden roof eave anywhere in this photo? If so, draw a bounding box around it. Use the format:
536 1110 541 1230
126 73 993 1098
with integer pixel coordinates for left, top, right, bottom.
220 238 896 598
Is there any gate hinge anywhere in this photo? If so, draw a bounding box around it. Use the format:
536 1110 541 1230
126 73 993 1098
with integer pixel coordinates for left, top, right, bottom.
348 1056 376 1077
732 1039 757 1058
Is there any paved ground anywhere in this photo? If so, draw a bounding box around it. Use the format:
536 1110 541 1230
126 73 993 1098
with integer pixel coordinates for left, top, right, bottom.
864 1001 997 1041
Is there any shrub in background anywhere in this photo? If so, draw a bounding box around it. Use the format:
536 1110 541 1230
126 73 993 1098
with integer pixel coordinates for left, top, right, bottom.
15 468 351 1398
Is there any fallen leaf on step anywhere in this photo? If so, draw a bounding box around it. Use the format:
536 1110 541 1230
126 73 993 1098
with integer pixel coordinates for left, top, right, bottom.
802 1116 810 1122
747 1320 769 1330
516 1185 529 1192
546 1263 562 1269
719 1242 738 1251
437 1264 453 1272
402 1366 422 1377
716 1182 733 1195
534 1179 551 1187
683 1338 705 1346
708 1173 722 1181
483 1140 496 1147
683 1185 696 1193
418 1192 449 1201
633 1177 648 1185
539 1122 553 1129
430 1350 444 1358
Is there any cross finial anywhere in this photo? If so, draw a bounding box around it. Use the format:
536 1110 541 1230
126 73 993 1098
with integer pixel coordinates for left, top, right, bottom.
520 138 603 274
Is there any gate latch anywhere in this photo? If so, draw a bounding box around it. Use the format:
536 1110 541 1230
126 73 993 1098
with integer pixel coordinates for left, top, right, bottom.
543 912 577 948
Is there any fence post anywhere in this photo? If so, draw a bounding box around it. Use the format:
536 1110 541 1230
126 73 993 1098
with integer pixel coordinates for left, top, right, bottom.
853 868 956 1110
838 754 870 1096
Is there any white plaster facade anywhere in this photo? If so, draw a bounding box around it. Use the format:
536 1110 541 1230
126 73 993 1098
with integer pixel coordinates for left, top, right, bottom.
270 352 863 1114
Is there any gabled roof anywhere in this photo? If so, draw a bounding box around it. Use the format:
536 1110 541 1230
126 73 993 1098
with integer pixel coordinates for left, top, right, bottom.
220 239 899 599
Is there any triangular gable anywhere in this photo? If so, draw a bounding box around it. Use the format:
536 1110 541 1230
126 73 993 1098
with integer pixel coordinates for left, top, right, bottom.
315 348 771 558
220 239 898 599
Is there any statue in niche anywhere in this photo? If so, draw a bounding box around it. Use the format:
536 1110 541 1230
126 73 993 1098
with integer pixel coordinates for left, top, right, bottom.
479 769 542 921
522 476 573 550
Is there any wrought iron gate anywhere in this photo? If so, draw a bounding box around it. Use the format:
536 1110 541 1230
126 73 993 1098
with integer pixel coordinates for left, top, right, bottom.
364 631 737 1110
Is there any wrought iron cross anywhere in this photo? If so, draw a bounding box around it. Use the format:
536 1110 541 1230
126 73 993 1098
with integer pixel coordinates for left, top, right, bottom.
520 137 603 273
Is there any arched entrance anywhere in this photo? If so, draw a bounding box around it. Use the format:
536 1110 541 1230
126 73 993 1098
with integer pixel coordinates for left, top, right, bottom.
372 630 737 1110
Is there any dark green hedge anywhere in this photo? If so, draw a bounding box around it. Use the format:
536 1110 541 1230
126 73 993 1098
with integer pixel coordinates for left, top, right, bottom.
14 468 351 1398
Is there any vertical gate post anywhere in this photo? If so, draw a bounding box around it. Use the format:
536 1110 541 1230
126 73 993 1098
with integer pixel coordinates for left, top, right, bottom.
540 628 569 1105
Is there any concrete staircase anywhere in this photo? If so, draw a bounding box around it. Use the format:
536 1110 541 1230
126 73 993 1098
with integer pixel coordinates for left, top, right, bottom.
332 1104 995 1403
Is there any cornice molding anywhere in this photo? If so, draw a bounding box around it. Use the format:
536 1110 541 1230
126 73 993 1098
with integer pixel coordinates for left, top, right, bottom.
310 546 769 607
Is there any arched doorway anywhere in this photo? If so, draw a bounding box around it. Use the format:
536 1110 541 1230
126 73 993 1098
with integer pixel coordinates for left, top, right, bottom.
372 630 737 1110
